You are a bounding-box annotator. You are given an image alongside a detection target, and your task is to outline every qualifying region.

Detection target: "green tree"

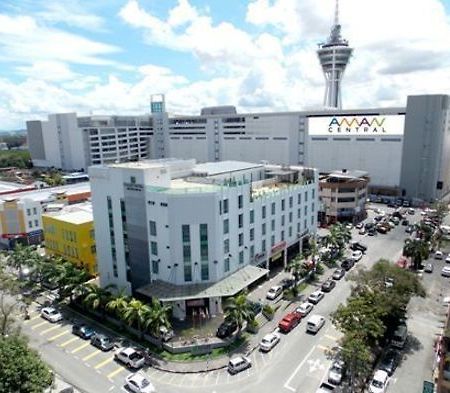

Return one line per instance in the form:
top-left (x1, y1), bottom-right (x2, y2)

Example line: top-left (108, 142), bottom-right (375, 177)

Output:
top-left (403, 238), bottom-right (430, 270)
top-left (122, 299), bottom-right (150, 333)
top-left (106, 289), bottom-right (129, 320)
top-left (431, 201), bottom-right (449, 224)
top-left (340, 333), bottom-right (373, 392)
top-left (6, 244), bottom-right (40, 278)
top-left (0, 335), bottom-right (53, 393)
top-left (82, 283), bottom-right (114, 315)
top-left (224, 292), bottom-right (254, 336)
top-left (142, 298), bottom-right (172, 337)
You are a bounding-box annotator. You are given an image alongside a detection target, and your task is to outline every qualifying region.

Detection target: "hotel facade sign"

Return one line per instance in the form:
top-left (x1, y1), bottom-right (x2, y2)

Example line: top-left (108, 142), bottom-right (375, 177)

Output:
top-left (308, 115), bottom-right (405, 136)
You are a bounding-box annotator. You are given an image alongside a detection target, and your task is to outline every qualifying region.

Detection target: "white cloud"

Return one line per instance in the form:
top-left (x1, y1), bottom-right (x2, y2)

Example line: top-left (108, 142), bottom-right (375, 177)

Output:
top-left (0, 14), bottom-right (121, 67)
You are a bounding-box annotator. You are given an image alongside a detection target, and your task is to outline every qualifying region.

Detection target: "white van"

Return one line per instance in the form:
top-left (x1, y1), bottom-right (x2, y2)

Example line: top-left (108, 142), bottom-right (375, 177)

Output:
top-left (391, 325), bottom-right (407, 349)
top-left (306, 315), bottom-right (325, 334)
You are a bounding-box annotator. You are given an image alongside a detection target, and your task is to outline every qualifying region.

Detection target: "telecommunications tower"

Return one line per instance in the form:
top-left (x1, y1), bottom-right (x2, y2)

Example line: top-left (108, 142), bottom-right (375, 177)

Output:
top-left (317, 0), bottom-right (353, 109)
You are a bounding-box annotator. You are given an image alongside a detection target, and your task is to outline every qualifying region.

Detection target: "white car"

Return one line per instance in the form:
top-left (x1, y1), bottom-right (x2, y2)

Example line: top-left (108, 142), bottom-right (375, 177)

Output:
top-left (266, 285), bottom-right (283, 300)
top-left (295, 302), bottom-right (314, 317)
top-left (358, 227), bottom-right (366, 235)
top-left (40, 307), bottom-right (63, 323)
top-left (442, 266), bottom-right (450, 277)
top-left (125, 373), bottom-right (156, 393)
top-left (369, 369), bottom-right (389, 393)
top-left (351, 250), bottom-right (363, 262)
top-left (115, 347), bottom-right (145, 369)
top-left (355, 223), bottom-right (364, 229)
top-left (328, 359), bottom-right (345, 385)
top-left (308, 290), bottom-right (325, 304)
top-left (228, 356), bottom-right (251, 374)
top-left (435, 251), bottom-right (443, 259)
top-left (446, 255), bottom-right (450, 263)
top-left (306, 315), bottom-right (326, 334)
top-left (259, 332), bottom-right (280, 352)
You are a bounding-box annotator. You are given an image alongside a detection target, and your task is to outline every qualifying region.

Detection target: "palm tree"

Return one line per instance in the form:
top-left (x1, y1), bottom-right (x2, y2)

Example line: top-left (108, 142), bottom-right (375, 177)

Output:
top-left (224, 292), bottom-right (254, 336)
top-left (82, 283), bottom-right (114, 315)
top-left (7, 244), bottom-right (40, 277)
top-left (122, 299), bottom-right (150, 333)
top-left (142, 298), bottom-right (171, 338)
top-left (106, 289), bottom-right (130, 321)
top-left (403, 238), bottom-right (429, 270)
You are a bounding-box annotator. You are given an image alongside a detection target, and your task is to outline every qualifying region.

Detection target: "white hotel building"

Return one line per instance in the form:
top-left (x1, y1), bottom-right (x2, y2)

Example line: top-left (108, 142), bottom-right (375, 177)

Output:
top-left (28, 94), bottom-right (450, 203)
top-left (89, 159), bottom-right (318, 319)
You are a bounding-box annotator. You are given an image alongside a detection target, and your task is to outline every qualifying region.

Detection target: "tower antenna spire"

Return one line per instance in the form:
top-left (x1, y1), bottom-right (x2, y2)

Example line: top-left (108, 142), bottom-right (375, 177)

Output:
top-left (334, 0), bottom-right (339, 27)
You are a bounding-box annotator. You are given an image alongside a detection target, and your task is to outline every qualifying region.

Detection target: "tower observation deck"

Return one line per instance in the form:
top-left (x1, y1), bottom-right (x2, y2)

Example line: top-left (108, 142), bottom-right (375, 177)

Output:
top-left (317, 0), bottom-right (353, 109)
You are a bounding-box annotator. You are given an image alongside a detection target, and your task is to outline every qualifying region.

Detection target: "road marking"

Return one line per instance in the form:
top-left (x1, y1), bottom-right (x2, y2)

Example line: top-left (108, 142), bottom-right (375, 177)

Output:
top-left (25, 315), bottom-right (41, 323)
top-left (40, 325), bottom-right (61, 335)
top-left (59, 337), bottom-right (79, 347)
top-left (71, 342), bottom-right (90, 354)
top-left (107, 366), bottom-right (125, 379)
top-left (82, 350), bottom-right (102, 361)
top-left (30, 321), bottom-right (47, 330)
top-left (324, 334), bottom-right (338, 341)
top-left (48, 330), bottom-right (70, 342)
top-left (108, 386), bottom-right (115, 391)
top-left (94, 357), bottom-right (113, 369)
top-left (284, 345), bottom-right (316, 392)
top-left (317, 345), bottom-right (328, 351)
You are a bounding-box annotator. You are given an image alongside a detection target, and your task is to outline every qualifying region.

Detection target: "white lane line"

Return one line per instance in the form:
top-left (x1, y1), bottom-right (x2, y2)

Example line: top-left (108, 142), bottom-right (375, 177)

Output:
top-left (214, 370), bottom-right (220, 385)
top-left (284, 345), bottom-right (316, 392)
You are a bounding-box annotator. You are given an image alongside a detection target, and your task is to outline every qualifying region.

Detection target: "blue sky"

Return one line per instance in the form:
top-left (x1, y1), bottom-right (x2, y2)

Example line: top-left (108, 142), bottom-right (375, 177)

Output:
top-left (0, 0), bottom-right (449, 129)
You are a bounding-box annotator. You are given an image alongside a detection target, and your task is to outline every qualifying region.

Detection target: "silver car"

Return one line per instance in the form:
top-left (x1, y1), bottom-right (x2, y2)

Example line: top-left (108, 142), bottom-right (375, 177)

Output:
top-left (424, 264), bottom-right (433, 273)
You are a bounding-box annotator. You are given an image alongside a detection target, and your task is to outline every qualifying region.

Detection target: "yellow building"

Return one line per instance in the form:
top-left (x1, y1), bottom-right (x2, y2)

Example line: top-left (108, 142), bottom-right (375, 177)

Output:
top-left (42, 203), bottom-right (97, 275)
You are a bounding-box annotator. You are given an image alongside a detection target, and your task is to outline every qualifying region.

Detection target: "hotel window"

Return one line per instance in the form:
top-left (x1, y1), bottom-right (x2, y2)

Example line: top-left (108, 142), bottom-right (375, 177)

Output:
top-left (262, 205), bottom-right (266, 219)
top-left (281, 231), bottom-right (284, 241)
top-left (250, 245), bottom-right (254, 258)
top-left (281, 216), bottom-right (285, 226)
top-left (289, 196), bottom-right (293, 208)
top-left (152, 260), bottom-right (159, 274)
top-left (298, 193), bottom-right (301, 204)
top-left (34, 220), bottom-right (38, 227)
top-left (250, 228), bottom-right (254, 241)
top-left (271, 235), bottom-right (275, 246)
top-left (271, 219), bottom-right (275, 231)
top-left (312, 203), bottom-right (315, 212)
top-left (239, 233), bottom-right (244, 246)
top-left (33, 207), bottom-right (37, 215)
top-left (289, 212), bottom-right (293, 223)
top-left (262, 223), bottom-right (266, 235)
top-left (271, 202), bottom-right (275, 215)
top-left (223, 219), bottom-right (229, 234)
top-left (312, 189), bottom-right (315, 199)
top-left (224, 238), bottom-right (229, 254)
top-left (305, 191), bottom-right (308, 202)
top-left (184, 265), bottom-right (192, 282)
top-left (238, 213), bottom-right (243, 228)
top-left (262, 239), bottom-right (266, 252)
top-left (250, 210), bottom-right (254, 224)
top-left (238, 195), bottom-right (243, 209)
top-left (26, 209), bottom-right (31, 216)
top-left (297, 223), bottom-right (301, 233)
top-left (304, 205), bottom-right (308, 215)
top-left (224, 258), bottom-right (230, 272)
top-left (200, 224), bottom-right (209, 280)
top-left (239, 250), bottom-right (244, 264)
top-left (223, 199), bottom-right (229, 214)
top-left (150, 241), bottom-right (158, 256)
top-left (289, 227), bottom-right (292, 237)
top-left (281, 199), bottom-right (285, 211)
top-left (298, 208), bottom-right (301, 218)
top-left (149, 220), bottom-right (157, 236)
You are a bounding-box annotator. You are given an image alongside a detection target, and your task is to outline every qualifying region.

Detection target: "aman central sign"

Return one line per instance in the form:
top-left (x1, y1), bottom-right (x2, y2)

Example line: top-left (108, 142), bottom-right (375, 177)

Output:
top-left (308, 114), bottom-right (405, 136)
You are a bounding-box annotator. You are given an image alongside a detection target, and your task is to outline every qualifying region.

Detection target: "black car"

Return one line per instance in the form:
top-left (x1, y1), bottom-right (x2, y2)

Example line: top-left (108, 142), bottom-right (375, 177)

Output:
top-left (350, 242), bottom-right (367, 252)
top-left (378, 348), bottom-right (400, 376)
top-left (321, 279), bottom-right (336, 292)
top-left (90, 334), bottom-right (115, 351)
top-left (368, 228), bottom-right (377, 236)
top-left (332, 268), bottom-right (345, 280)
top-left (247, 301), bottom-right (263, 317)
top-left (401, 219), bottom-right (409, 226)
top-left (279, 278), bottom-right (295, 290)
top-left (217, 320), bottom-right (238, 339)
top-left (341, 259), bottom-right (354, 271)
top-left (387, 202), bottom-right (396, 208)
top-left (72, 323), bottom-right (96, 339)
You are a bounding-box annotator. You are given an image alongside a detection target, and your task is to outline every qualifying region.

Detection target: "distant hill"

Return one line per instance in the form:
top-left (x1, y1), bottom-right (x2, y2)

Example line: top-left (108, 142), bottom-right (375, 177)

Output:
top-left (0, 129), bottom-right (26, 135)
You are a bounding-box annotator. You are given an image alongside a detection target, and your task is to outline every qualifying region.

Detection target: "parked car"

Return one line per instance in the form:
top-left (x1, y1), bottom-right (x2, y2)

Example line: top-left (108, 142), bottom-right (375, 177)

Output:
top-left (424, 264), bottom-right (433, 273)
top-left (341, 259), bottom-right (354, 271)
top-left (376, 225), bottom-right (388, 234)
top-left (391, 324), bottom-right (407, 349)
top-left (279, 278), bottom-right (295, 290)
top-left (125, 372), bottom-right (156, 393)
top-left (259, 332), bottom-right (280, 352)
top-left (266, 285), bottom-right (283, 300)
top-left (446, 255), bottom-right (450, 264)
top-left (350, 242), bottom-right (367, 252)
top-left (157, 326), bottom-right (175, 342)
top-left (228, 356), bottom-right (251, 374)
top-left (278, 311), bottom-right (302, 333)
top-left (355, 223), bottom-right (364, 229)
top-left (114, 347), bottom-right (145, 369)
top-left (90, 334), bottom-right (115, 351)
top-left (216, 320), bottom-right (238, 338)
top-left (358, 227), bottom-right (366, 235)
top-left (248, 301), bottom-right (263, 317)
top-left (405, 226), bottom-right (414, 234)
top-left (40, 307), bottom-right (63, 323)
top-left (72, 323), bottom-right (96, 340)
top-left (351, 250), bottom-right (363, 262)
top-left (368, 369), bottom-right (389, 393)
top-left (295, 302), bottom-right (314, 317)
top-left (378, 348), bottom-right (399, 376)
top-left (306, 315), bottom-right (325, 334)
top-left (328, 359), bottom-right (345, 385)
top-left (368, 228), bottom-right (377, 236)
top-left (408, 208), bottom-right (415, 215)
top-left (308, 290), bottom-right (325, 304)
top-left (332, 268), bottom-right (345, 280)
top-left (321, 279), bottom-right (336, 293)
top-left (442, 266), bottom-right (450, 277)
top-left (401, 219), bottom-right (409, 226)
top-left (435, 251), bottom-right (443, 259)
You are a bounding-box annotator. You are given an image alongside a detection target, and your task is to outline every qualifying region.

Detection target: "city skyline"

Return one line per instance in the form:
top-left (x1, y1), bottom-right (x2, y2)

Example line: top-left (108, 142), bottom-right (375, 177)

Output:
top-left (0, 0), bottom-right (449, 130)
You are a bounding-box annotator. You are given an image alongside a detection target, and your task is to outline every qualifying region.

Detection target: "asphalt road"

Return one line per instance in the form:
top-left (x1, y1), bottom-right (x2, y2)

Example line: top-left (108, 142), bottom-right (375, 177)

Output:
top-left (20, 205), bottom-right (434, 393)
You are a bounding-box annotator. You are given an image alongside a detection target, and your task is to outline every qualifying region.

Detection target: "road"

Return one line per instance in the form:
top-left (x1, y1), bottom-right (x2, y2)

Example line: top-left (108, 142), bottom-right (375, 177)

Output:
top-left (20, 205), bottom-right (434, 393)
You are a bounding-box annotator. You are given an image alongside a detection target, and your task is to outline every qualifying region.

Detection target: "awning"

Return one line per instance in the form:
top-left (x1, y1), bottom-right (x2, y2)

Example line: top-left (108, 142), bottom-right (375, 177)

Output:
top-left (136, 265), bottom-right (269, 302)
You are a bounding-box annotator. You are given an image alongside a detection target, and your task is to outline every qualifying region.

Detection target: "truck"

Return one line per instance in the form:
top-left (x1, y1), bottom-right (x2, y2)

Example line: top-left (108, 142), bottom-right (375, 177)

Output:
top-left (114, 347), bottom-right (145, 369)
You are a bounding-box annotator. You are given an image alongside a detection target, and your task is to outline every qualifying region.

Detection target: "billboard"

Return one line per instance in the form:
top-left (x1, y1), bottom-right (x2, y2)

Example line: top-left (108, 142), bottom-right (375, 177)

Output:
top-left (308, 115), bottom-right (405, 136)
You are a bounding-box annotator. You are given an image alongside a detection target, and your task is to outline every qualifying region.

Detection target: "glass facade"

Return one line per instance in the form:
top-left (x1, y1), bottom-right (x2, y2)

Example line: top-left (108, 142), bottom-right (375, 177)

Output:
top-left (182, 225), bottom-right (192, 282)
top-left (200, 224), bottom-right (209, 281)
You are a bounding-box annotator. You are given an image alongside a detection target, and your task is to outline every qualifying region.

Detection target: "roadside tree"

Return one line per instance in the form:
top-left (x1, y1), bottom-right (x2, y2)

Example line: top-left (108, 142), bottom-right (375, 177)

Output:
top-left (403, 238), bottom-right (430, 270)
top-left (224, 292), bottom-right (254, 336)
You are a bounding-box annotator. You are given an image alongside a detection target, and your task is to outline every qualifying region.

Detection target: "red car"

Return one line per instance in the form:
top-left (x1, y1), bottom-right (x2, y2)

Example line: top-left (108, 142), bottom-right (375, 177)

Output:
top-left (278, 311), bottom-right (302, 333)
